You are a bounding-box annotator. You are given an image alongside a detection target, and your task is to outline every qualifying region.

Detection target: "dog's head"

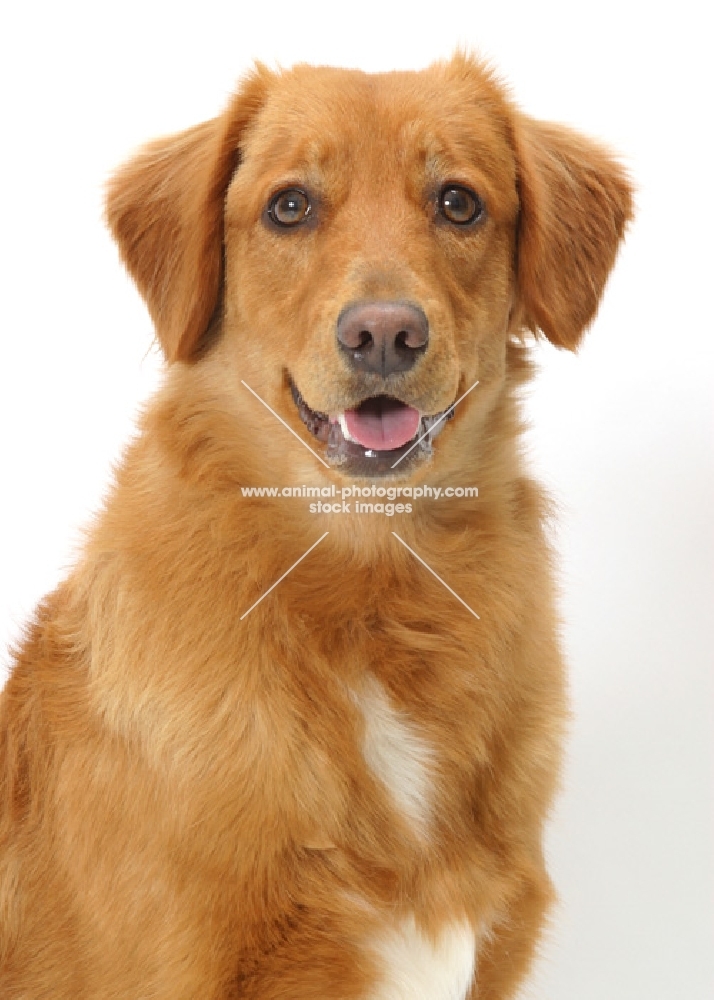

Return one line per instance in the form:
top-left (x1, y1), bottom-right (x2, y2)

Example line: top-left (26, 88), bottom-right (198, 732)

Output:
top-left (107, 55), bottom-right (632, 480)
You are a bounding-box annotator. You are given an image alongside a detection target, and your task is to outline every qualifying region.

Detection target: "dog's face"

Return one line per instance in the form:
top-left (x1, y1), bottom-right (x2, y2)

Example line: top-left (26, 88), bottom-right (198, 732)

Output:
top-left (107, 56), bottom-right (632, 480)
top-left (223, 64), bottom-right (518, 476)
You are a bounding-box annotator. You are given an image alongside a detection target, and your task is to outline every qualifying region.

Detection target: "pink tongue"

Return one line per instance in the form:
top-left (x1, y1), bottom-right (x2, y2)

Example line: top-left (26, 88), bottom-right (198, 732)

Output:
top-left (344, 398), bottom-right (421, 451)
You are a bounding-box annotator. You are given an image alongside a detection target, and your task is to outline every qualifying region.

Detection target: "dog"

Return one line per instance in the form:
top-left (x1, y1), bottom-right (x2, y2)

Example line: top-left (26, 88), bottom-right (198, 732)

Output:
top-left (0, 54), bottom-right (632, 998)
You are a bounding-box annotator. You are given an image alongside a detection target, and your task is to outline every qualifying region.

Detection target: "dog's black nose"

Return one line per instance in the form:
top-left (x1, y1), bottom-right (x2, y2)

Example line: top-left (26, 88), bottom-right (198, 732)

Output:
top-left (336, 301), bottom-right (429, 376)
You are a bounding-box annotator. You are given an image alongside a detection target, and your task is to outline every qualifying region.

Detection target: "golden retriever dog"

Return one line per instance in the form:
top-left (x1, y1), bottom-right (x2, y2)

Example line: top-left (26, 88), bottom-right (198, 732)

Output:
top-left (0, 54), bottom-right (632, 998)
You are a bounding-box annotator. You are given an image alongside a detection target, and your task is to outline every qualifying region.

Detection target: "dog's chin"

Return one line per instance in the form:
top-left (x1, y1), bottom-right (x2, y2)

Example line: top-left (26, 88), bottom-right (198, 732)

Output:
top-left (290, 380), bottom-right (455, 477)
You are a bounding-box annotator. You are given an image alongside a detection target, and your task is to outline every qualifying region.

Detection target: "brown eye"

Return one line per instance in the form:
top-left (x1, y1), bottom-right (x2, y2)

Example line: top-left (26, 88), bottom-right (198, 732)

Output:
top-left (439, 185), bottom-right (484, 226)
top-left (268, 188), bottom-right (311, 227)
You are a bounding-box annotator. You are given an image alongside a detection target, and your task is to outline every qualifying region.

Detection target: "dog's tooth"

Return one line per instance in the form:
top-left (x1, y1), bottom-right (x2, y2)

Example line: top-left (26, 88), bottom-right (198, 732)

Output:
top-left (338, 412), bottom-right (358, 444)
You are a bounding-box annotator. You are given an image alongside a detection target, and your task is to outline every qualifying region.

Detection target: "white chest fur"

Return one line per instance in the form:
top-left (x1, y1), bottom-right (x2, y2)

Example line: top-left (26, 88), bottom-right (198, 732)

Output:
top-left (354, 676), bottom-right (434, 839)
top-left (352, 679), bottom-right (476, 997)
top-left (371, 914), bottom-right (476, 1000)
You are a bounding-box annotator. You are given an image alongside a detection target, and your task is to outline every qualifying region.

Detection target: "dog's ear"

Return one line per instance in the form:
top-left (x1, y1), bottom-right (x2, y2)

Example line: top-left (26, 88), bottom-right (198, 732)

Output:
top-left (512, 115), bottom-right (633, 350)
top-left (106, 69), bottom-right (270, 362)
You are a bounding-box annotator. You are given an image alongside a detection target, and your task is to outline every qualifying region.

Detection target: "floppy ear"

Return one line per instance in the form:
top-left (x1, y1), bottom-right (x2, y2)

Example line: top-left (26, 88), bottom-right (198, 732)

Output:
top-left (105, 69), bottom-right (270, 362)
top-left (512, 116), bottom-right (633, 350)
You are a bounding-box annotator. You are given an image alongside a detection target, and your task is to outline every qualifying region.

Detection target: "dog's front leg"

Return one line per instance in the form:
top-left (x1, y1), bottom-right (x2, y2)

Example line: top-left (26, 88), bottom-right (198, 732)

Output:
top-left (469, 866), bottom-right (554, 1000)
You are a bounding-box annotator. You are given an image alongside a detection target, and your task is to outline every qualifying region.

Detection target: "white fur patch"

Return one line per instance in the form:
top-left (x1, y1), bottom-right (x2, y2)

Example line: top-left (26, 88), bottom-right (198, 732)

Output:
top-left (371, 914), bottom-right (476, 1000)
top-left (354, 676), bottom-right (434, 839)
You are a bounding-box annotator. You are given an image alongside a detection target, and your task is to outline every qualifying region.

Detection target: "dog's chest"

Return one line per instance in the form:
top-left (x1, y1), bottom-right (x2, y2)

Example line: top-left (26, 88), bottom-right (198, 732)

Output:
top-left (351, 678), bottom-right (477, 1000)
top-left (368, 914), bottom-right (476, 1000)
top-left (353, 675), bottom-right (435, 839)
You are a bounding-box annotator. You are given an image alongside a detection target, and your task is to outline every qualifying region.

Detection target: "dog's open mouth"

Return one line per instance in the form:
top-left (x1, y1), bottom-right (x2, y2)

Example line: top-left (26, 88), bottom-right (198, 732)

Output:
top-left (290, 381), bottom-right (455, 476)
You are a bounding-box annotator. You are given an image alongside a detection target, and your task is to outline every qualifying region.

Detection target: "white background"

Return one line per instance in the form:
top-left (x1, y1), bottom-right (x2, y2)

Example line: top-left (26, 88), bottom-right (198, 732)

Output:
top-left (1, 2), bottom-right (712, 997)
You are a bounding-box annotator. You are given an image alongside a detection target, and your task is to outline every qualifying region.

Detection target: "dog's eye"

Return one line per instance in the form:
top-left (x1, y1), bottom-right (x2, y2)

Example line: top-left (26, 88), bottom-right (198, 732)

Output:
top-left (439, 186), bottom-right (484, 226)
top-left (268, 188), bottom-right (311, 227)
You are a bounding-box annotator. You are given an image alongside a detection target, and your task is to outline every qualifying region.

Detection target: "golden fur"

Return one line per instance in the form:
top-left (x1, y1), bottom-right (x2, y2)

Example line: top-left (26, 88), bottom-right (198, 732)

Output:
top-left (0, 55), bottom-right (632, 998)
